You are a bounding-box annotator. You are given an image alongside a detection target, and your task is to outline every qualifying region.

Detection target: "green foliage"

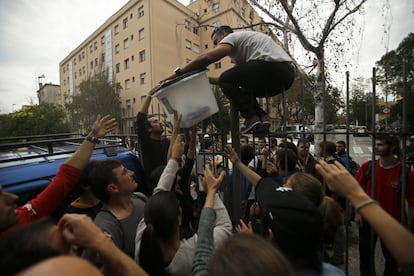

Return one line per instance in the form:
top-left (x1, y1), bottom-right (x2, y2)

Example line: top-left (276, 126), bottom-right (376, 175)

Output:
top-left (270, 75), bottom-right (344, 125)
top-left (200, 86), bottom-right (231, 134)
top-left (376, 33), bottom-right (414, 98)
top-left (0, 103), bottom-right (71, 137)
top-left (349, 88), bottom-right (380, 127)
top-left (65, 72), bottom-right (121, 131)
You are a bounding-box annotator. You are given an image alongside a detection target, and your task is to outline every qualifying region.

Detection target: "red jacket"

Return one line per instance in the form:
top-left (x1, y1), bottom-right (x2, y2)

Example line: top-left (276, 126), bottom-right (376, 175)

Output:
top-left (1, 164), bottom-right (82, 234)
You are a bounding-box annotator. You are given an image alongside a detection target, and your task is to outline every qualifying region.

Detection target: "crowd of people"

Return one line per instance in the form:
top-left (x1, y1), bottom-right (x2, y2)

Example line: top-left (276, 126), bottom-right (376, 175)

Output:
top-left (1, 26), bottom-right (414, 276)
top-left (1, 108), bottom-right (414, 276)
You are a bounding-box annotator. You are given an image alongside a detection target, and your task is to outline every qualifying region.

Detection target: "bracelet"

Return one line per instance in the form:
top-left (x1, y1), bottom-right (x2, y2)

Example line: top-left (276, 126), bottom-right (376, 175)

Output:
top-left (85, 136), bottom-right (100, 144)
top-left (355, 199), bottom-right (377, 212)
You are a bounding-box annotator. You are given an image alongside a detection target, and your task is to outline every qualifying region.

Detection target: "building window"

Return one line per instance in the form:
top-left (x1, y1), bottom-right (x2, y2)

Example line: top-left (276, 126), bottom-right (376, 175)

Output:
top-left (78, 54), bottom-right (81, 62)
top-left (193, 43), bottom-right (200, 54)
top-left (185, 39), bottom-right (192, 49)
top-left (114, 24), bottom-right (119, 34)
top-left (131, 34), bottom-right (134, 40)
top-left (82, 51), bottom-right (85, 59)
top-left (212, 3), bottom-right (220, 13)
top-left (138, 28), bottom-right (144, 40)
top-left (101, 53), bottom-right (105, 63)
top-left (94, 41), bottom-right (97, 50)
top-left (192, 26), bottom-right (199, 35)
top-left (79, 69), bottom-right (82, 76)
top-left (83, 66), bottom-right (85, 74)
top-left (63, 67), bottom-right (66, 73)
top-left (64, 79), bottom-right (66, 85)
top-left (138, 6), bottom-right (144, 17)
top-left (214, 61), bottom-right (222, 69)
top-left (132, 77), bottom-right (135, 82)
top-left (95, 58), bottom-right (98, 67)
top-left (73, 58), bottom-right (76, 65)
top-left (101, 35), bottom-right (105, 45)
top-left (130, 13), bottom-right (133, 19)
top-left (115, 63), bottom-right (120, 73)
top-left (139, 50), bottom-right (145, 62)
top-left (123, 18), bottom-right (128, 29)
top-left (205, 44), bottom-right (209, 49)
top-left (90, 61), bottom-right (93, 69)
top-left (131, 55), bottom-right (134, 61)
top-left (184, 20), bottom-right (191, 31)
top-left (140, 72), bottom-right (146, 84)
top-left (186, 58), bottom-right (191, 63)
top-left (115, 44), bottom-right (120, 54)
top-left (125, 79), bottom-right (131, 89)
top-left (124, 58), bottom-right (130, 69)
top-left (124, 38), bottom-right (129, 49)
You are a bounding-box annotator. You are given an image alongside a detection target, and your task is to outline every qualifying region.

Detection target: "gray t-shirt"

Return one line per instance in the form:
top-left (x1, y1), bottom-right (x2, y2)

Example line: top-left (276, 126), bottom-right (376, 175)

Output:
top-left (94, 193), bottom-right (147, 258)
top-left (219, 31), bottom-right (292, 64)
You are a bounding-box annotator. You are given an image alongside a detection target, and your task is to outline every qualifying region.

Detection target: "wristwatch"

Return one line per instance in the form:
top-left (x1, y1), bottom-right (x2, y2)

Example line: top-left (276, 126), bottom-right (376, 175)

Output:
top-left (174, 67), bottom-right (182, 76)
top-left (85, 136), bottom-right (100, 144)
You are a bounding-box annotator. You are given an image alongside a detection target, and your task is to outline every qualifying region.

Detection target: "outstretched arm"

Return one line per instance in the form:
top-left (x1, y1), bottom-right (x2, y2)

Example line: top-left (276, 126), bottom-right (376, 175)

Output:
top-left (162, 44), bottom-right (231, 82)
top-left (59, 214), bottom-right (148, 276)
top-left (27, 115), bottom-right (117, 220)
top-left (193, 166), bottom-right (226, 276)
top-left (316, 160), bottom-right (414, 263)
top-left (224, 145), bottom-right (261, 187)
top-left (66, 115), bottom-right (117, 170)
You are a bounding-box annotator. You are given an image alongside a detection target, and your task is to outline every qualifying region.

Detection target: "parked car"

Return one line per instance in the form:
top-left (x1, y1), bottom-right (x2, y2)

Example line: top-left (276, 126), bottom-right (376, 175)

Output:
top-left (353, 126), bottom-right (369, 137)
top-left (274, 125), bottom-right (314, 142)
top-left (0, 134), bottom-right (145, 204)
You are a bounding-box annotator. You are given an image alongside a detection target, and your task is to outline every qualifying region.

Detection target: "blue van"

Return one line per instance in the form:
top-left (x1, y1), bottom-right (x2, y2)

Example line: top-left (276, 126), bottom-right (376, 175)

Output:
top-left (0, 134), bottom-right (145, 202)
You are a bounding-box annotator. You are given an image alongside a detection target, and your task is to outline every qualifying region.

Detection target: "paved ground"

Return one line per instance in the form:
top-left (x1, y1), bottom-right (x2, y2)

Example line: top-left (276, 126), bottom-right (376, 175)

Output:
top-left (333, 222), bottom-right (385, 276)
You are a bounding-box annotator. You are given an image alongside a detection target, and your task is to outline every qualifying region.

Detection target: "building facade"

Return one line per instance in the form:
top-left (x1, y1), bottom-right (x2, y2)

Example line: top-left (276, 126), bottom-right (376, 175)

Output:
top-left (37, 83), bottom-right (62, 106)
top-left (59, 0), bottom-right (283, 134)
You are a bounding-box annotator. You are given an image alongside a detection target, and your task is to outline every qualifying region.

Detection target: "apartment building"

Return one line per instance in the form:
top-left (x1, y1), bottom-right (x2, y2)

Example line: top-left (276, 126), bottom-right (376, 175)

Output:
top-left (59, 0), bottom-right (283, 133)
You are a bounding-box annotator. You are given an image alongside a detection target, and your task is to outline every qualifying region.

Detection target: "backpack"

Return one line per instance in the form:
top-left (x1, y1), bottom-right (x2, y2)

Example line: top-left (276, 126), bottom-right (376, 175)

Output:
top-left (338, 156), bottom-right (360, 175)
top-left (364, 160), bottom-right (410, 192)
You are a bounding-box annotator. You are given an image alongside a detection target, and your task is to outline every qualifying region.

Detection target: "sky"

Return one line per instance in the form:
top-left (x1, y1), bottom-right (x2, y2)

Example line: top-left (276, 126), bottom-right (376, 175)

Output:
top-left (0, 0), bottom-right (412, 114)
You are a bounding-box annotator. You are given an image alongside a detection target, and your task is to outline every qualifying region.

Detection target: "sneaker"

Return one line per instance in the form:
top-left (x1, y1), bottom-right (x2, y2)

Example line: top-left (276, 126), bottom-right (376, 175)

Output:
top-left (260, 115), bottom-right (271, 128)
top-left (251, 115), bottom-right (270, 133)
top-left (240, 116), bottom-right (261, 134)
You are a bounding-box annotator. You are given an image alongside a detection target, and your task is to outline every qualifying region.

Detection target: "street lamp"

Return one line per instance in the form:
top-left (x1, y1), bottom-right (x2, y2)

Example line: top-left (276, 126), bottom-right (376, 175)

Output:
top-left (38, 74), bottom-right (45, 89)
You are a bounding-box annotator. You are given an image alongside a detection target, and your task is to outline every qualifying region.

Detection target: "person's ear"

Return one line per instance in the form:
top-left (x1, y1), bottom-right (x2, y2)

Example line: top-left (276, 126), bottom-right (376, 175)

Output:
top-left (107, 183), bottom-right (118, 193)
top-left (266, 228), bottom-right (274, 242)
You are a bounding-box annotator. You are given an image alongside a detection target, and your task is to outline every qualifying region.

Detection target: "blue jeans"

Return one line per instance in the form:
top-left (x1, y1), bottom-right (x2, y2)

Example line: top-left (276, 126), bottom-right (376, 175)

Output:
top-left (218, 60), bottom-right (294, 119)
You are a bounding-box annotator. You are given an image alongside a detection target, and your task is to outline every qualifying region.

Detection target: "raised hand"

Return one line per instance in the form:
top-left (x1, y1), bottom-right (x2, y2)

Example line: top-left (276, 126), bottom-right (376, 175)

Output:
top-left (315, 160), bottom-right (364, 199)
top-left (203, 164), bottom-right (225, 193)
top-left (88, 115), bottom-right (117, 138)
top-left (224, 145), bottom-right (240, 166)
top-left (58, 214), bottom-right (108, 249)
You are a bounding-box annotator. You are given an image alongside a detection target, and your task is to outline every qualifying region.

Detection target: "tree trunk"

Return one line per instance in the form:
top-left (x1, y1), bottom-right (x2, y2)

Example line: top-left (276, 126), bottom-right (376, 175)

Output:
top-left (313, 53), bottom-right (326, 158)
